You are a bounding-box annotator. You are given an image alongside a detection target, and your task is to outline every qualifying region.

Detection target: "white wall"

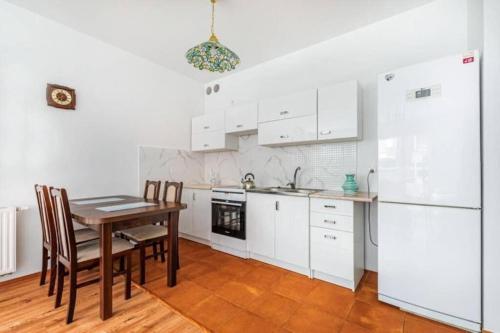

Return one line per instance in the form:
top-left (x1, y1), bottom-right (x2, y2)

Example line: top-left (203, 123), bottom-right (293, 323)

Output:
top-left (482, 0), bottom-right (500, 331)
top-left (0, 1), bottom-right (203, 281)
top-left (203, 0), bottom-right (474, 271)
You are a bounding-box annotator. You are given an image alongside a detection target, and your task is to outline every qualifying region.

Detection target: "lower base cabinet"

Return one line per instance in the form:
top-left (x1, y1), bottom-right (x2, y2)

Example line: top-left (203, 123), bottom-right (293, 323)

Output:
top-left (247, 193), bottom-right (309, 272)
top-left (310, 198), bottom-right (365, 291)
top-left (179, 189), bottom-right (211, 242)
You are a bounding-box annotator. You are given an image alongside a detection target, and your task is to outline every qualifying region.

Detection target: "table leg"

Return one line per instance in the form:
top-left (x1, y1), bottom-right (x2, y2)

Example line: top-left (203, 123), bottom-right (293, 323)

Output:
top-left (167, 211), bottom-right (179, 287)
top-left (99, 223), bottom-right (113, 320)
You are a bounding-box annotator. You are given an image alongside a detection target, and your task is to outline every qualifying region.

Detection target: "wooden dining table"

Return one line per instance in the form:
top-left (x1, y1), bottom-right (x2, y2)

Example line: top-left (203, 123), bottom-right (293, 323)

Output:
top-left (69, 195), bottom-right (187, 320)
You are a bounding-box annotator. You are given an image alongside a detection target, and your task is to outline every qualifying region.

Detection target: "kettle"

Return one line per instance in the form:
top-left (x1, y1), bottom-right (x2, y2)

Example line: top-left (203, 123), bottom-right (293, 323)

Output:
top-left (241, 173), bottom-right (256, 189)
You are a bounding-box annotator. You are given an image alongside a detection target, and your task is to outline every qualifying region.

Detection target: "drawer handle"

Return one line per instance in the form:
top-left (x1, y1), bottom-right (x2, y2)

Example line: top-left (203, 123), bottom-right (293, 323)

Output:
top-left (236, 124), bottom-right (243, 128)
top-left (324, 219), bottom-right (336, 224)
top-left (324, 234), bottom-right (337, 240)
top-left (279, 135), bottom-right (289, 139)
top-left (203, 126), bottom-right (210, 129)
top-left (280, 110), bottom-right (289, 115)
top-left (320, 130), bottom-right (332, 135)
top-left (203, 144), bottom-right (209, 147)
top-left (324, 205), bottom-right (336, 209)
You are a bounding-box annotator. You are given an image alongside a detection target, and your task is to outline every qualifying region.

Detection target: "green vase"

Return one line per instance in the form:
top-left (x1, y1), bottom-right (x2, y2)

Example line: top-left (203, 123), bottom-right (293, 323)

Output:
top-left (342, 174), bottom-right (358, 195)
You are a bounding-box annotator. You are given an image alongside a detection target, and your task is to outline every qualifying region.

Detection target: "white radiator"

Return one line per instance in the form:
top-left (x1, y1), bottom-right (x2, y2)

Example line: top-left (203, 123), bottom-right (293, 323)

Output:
top-left (0, 207), bottom-right (16, 276)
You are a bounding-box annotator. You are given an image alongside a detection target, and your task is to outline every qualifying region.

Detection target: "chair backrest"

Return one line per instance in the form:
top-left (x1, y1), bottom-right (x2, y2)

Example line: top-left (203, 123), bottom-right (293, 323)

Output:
top-left (50, 187), bottom-right (77, 263)
top-left (34, 184), bottom-right (56, 248)
top-left (143, 180), bottom-right (161, 200)
top-left (163, 181), bottom-right (183, 203)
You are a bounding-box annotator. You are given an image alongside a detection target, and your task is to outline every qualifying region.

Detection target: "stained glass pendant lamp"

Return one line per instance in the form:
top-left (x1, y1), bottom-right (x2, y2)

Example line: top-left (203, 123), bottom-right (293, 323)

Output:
top-left (185, 0), bottom-right (240, 73)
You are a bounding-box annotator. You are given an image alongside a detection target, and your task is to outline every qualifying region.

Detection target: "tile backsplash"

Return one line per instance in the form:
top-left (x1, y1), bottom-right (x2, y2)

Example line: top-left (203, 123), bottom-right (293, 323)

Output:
top-left (140, 135), bottom-right (357, 191)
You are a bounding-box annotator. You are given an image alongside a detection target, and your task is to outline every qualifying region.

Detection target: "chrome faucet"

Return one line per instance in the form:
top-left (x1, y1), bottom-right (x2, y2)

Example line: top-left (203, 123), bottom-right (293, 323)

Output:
top-left (287, 166), bottom-right (301, 189)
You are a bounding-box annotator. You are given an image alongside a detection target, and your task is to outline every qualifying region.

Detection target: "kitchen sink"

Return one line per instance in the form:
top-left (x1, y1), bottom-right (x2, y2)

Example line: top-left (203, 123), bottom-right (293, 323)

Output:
top-left (249, 187), bottom-right (321, 196)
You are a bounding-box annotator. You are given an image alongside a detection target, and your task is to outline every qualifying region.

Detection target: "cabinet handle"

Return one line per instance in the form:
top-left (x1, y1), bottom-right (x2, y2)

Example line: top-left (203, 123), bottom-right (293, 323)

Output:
top-left (324, 205), bottom-right (336, 209)
top-left (320, 130), bottom-right (332, 135)
top-left (203, 126), bottom-right (210, 129)
top-left (280, 110), bottom-right (289, 115)
top-left (324, 219), bottom-right (337, 224)
top-left (192, 192), bottom-right (196, 201)
top-left (236, 124), bottom-right (243, 128)
top-left (324, 234), bottom-right (337, 240)
top-left (203, 144), bottom-right (209, 147)
top-left (279, 135), bottom-right (289, 139)
top-left (275, 201), bottom-right (279, 211)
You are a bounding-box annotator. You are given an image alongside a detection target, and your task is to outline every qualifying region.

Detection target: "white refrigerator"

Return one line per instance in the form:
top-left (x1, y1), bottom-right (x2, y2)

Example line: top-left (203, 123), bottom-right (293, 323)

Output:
top-left (377, 51), bottom-right (481, 332)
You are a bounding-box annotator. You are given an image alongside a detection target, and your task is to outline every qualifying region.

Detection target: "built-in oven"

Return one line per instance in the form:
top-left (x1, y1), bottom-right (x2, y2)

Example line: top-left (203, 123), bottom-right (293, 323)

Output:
top-left (211, 187), bottom-right (246, 240)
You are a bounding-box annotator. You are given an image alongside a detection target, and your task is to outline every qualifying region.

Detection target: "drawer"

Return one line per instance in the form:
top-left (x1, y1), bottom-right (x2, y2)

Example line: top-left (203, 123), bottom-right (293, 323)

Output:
top-left (310, 198), bottom-right (353, 216)
top-left (310, 212), bottom-right (353, 232)
top-left (192, 111), bottom-right (225, 133)
top-left (311, 227), bottom-right (353, 280)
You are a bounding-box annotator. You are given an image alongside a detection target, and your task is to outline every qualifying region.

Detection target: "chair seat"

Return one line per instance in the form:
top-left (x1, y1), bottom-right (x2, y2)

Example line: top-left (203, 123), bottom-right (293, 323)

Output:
top-left (75, 228), bottom-right (99, 244)
top-left (76, 238), bottom-right (134, 263)
top-left (119, 224), bottom-right (168, 243)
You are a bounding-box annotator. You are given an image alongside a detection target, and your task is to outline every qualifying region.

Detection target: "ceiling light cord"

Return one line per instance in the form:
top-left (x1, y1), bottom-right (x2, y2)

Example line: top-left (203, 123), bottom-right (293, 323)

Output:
top-left (210, 0), bottom-right (216, 39)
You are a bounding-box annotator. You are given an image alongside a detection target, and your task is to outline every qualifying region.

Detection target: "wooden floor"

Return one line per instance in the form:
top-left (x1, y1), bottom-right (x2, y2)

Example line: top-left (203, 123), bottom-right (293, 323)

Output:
top-left (141, 239), bottom-right (466, 333)
top-left (0, 269), bottom-right (205, 333)
top-left (0, 239), bottom-right (466, 333)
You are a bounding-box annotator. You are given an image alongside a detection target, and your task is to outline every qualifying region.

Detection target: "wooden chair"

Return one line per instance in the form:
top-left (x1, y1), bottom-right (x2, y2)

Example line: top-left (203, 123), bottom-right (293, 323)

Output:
top-left (118, 181), bottom-right (183, 284)
top-left (35, 184), bottom-right (100, 297)
top-left (50, 187), bottom-right (134, 324)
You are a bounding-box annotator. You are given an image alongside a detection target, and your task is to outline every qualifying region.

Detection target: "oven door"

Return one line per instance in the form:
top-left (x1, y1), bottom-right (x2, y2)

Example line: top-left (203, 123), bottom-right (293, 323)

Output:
top-left (211, 199), bottom-right (246, 240)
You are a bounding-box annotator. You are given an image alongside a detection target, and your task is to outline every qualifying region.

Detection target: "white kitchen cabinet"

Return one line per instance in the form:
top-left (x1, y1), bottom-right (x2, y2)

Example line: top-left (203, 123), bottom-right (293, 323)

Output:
top-left (247, 192), bottom-right (309, 272)
top-left (247, 192), bottom-right (276, 259)
top-left (179, 189), bottom-right (211, 243)
top-left (225, 102), bottom-right (258, 135)
top-left (192, 130), bottom-right (238, 152)
top-left (258, 115), bottom-right (317, 146)
top-left (317, 80), bottom-right (361, 142)
top-left (310, 197), bottom-right (364, 291)
top-left (192, 111), bottom-right (225, 133)
top-left (259, 89), bottom-right (317, 123)
top-left (275, 196), bottom-right (309, 268)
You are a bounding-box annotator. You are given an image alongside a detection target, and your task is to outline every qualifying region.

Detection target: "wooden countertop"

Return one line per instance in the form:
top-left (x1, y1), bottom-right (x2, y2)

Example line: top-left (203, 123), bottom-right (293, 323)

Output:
top-left (309, 191), bottom-right (378, 203)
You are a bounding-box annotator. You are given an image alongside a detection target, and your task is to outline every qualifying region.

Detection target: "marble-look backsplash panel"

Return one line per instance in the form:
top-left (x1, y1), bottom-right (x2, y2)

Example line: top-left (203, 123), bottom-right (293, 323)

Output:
top-left (139, 146), bottom-right (205, 186)
top-left (139, 136), bottom-right (357, 191)
top-left (204, 135), bottom-right (357, 190)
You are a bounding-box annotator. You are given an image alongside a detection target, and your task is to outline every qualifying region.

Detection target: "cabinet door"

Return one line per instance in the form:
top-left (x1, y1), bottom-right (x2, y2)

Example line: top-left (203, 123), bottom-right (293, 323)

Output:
top-left (192, 130), bottom-right (238, 152)
top-left (247, 193), bottom-right (276, 258)
top-left (191, 190), bottom-right (211, 241)
top-left (179, 189), bottom-right (193, 235)
top-left (275, 196), bottom-right (309, 268)
top-left (258, 115), bottom-right (317, 146)
top-left (311, 226), bottom-right (353, 281)
top-left (225, 103), bottom-right (258, 134)
top-left (318, 80), bottom-right (360, 141)
top-left (192, 111), bottom-right (225, 133)
top-left (259, 89), bottom-right (317, 123)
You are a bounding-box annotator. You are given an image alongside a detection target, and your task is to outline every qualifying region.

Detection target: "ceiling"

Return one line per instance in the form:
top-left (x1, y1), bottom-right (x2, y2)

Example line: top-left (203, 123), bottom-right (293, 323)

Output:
top-left (6, 0), bottom-right (434, 83)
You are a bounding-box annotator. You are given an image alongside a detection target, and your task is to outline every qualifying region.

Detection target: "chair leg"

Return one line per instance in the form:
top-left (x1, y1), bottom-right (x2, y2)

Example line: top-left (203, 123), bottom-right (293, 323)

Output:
top-left (67, 268), bottom-right (77, 324)
top-left (159, 240), bottom-right (165, 263)
top-left (152, 242), bottom-right (158, 261)
top-left (48, 252), bottom-right (57, 296)
top-left (125, 254), bottom-right (131, 300)
top-left (119, 256), bottom-right (125, 272)
top-left (139, 246), bottom-right (146, 285)
top-left (55, 262), bottom-right (64, 308)
top-left (40, 247), bottom-right (48, 286)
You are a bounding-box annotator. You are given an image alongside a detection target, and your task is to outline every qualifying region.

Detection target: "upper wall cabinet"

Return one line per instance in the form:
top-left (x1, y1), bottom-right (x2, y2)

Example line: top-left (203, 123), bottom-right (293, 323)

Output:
top-left (259, 89), bottom-right (317, 123)
top-left (258, 115), bottom-right (317, 146)
top-left (192, 111), bottom-right (238, 152)
top-left (192, 111), bottom-right (225, 134)
top-left (225, 102), bottom-right (258, 135)
top-left (317, 80), bottom-right (361, 142)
